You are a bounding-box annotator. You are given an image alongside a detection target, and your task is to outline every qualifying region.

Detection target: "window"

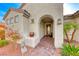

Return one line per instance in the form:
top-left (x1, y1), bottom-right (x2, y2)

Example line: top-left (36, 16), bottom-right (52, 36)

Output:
top-left (7, 19), bottom-right (11, 25)
top-left (10, 17), bottom-right (14, 24)
top-left (9, 19), bottom-right (11, 24)
top-left (7, 17), bottom-right (14, 25)
top-left (15, 15), bottom-right (19, 23)
top-left (6, 20), bottom-right (9, 25)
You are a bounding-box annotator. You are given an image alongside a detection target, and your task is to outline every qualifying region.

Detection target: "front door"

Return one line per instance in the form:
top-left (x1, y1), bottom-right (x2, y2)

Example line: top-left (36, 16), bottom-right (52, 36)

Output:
top-left (46, 24), bottom-right (52, 36)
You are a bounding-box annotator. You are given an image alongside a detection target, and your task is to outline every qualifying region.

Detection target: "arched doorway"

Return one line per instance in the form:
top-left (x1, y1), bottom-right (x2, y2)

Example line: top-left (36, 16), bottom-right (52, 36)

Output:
top-left (40, 15), bottom-right (54, 38)
top-left (39, 15), bottom-right (54, 47)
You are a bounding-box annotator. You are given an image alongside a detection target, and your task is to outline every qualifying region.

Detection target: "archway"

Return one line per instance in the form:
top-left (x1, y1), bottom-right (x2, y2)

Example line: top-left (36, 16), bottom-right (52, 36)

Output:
top-left (39, 15), bottom-right (54, 38)
top-left (39, 15), bottom-right (54, 47)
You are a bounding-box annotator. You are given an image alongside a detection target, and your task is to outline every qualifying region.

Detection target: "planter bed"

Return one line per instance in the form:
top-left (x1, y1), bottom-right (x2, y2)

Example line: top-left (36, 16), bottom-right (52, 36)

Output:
top-left (0, 41), bottom-right (22, 56)
top-left (54, 48), bottom-right (61, 56)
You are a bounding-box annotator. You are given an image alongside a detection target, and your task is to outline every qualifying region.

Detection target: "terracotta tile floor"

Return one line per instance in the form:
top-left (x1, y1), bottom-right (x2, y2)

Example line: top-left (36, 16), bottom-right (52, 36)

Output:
top-left (24, 36), bottom-right (55, 56)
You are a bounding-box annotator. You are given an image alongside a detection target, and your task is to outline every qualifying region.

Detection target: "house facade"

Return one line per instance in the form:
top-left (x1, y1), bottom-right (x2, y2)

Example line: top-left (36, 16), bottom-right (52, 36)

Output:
top-left (64, 10), bottom-right (79, 42)
top-left (4, 3), bottom-right (63, 48)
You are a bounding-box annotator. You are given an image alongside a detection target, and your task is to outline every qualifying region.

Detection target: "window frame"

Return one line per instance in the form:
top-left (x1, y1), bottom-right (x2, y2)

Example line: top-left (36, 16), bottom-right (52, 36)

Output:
top-left (15, 15), bottom-right (19, 23)
top-left (10, 17), bottom-right (14, 24)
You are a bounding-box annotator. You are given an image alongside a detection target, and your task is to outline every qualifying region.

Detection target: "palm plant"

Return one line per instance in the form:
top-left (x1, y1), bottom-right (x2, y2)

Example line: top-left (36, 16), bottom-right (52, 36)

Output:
top-left (61, 43), bottom-right (79, 56)
top-left (64, 22), bottom-right (79, 43)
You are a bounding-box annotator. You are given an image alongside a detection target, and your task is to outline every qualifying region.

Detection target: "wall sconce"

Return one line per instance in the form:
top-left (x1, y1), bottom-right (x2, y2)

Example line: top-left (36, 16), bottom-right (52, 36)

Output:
top-left (57, 18), bottom-right (62, 25)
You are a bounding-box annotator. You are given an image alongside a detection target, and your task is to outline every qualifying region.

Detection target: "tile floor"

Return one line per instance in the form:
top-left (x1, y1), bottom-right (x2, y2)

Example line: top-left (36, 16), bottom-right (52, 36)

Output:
top-left (24, 36), bottom-right (55, 56)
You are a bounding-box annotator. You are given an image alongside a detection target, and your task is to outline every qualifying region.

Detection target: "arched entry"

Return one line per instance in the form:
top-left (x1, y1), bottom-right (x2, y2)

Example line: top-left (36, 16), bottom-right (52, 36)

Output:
top-left (39, 15), bottom-right (54, 38)
top-left (39, 15), bottom-right (54, 47)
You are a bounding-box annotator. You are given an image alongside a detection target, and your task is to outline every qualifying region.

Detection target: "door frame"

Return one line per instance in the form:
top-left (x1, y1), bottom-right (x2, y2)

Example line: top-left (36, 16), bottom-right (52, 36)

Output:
top-left (45, 23), bottom-right (52, 35)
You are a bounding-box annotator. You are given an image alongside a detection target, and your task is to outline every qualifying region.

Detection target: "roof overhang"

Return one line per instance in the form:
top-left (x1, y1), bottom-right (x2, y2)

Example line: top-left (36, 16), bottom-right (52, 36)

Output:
top-left (64, 10), bottom-right (79, 20)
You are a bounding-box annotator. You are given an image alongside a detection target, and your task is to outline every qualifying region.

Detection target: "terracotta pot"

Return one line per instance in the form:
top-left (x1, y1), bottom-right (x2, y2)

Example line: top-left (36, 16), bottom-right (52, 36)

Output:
top-left (29, 32), bottom-right (34, 37)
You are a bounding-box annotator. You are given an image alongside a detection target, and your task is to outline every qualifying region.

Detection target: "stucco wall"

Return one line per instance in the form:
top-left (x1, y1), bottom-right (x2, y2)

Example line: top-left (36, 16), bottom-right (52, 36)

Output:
top-left (40, 22), bottom-right (45, 38)
top-left (5, 10), bottom-right (25, 39)
top-left (23, 17), bottom-right (29, 36)
top-left (75, 17), bottom-right (79, 42)
top-left (21, 3), bottom-right (63, 48)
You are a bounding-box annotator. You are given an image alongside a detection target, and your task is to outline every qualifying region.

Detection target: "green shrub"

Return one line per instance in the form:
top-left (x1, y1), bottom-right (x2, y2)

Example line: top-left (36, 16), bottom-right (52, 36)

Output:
top-left (12, 34), bottom-right (20, 40)
top-left (10, 33), bottom-right (21, 41)
top-left (0, 40), bottom-right (9, 47)
top-left (61, 43), bottom-right (79, 56)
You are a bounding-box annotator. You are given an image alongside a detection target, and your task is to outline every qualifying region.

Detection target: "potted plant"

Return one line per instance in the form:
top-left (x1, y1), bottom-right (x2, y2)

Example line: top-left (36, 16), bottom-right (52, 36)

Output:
top-left (29, 32), bottom-right (34, 37)
top-left (61, 43), bottom-right (79, 56)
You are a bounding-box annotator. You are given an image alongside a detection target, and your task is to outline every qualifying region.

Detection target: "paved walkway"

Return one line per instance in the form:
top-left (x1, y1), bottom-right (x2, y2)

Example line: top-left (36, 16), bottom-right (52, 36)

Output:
top-left (23, 36), bottom-right (55, 56)
top-left (0, 36), bottom-right (61, 56)
top-left (0, 41), bottom-right (22, 56)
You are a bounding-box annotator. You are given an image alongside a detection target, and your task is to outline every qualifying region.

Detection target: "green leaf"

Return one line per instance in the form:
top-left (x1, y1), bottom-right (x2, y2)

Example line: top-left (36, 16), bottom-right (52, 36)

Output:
top-left (61, 43), bottom-right (79, 56)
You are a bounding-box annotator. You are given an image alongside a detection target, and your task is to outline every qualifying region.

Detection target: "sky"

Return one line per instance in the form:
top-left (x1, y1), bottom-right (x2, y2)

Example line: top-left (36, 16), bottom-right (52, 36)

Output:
top-left (64, 3), bottom-right (79, 15)
top-left (0, 3), bottom-right (22, 22)
top-left (0, 3), bottom-right (79, 22)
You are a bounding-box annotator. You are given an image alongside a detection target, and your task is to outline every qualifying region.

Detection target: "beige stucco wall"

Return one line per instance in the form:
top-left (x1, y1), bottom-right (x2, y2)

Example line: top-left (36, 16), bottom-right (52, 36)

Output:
top-left (73, 17), bottom-right (79, 42)
top-left (22, 3), bottom-right (63, 48)
top-left (64, 19), bottom-right (75, 23)
top-left (40, 22), bottom-right (45, 38)
top-left (23, 16), bottom-right (29, 36)
top-left (5, 11), bottom-right (25, 37)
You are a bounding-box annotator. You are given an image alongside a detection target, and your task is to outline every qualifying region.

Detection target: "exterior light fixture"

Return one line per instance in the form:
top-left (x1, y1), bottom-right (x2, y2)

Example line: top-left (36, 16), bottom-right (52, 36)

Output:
top-left (23, 10), bottom-right (30, 18)
top-left (57, 18), bottom-right (62, 25)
